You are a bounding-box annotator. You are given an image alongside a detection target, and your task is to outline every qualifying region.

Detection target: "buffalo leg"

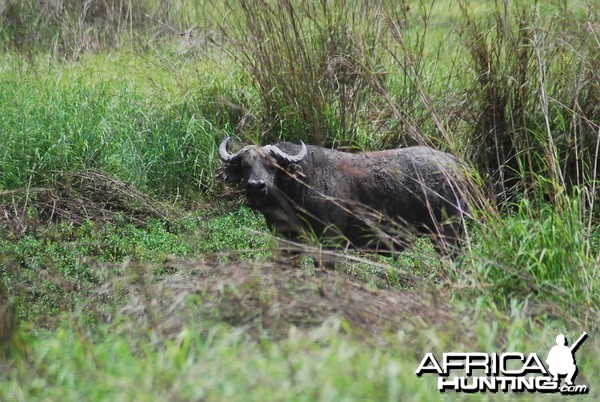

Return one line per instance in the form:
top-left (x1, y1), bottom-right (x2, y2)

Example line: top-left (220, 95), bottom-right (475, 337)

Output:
top-left (313, 249), bottom-right (336, 270)
top-left (276, 238), bottom-right (303, 267)
top-left (429, 222), bottom-right (463, 259)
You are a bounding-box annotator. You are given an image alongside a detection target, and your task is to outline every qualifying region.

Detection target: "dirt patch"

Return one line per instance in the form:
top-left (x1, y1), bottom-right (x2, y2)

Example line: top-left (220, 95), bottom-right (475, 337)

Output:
top-left (102, 258), bottom-right (453, 341)
top-left (0, 170), bottom-right (172, 236)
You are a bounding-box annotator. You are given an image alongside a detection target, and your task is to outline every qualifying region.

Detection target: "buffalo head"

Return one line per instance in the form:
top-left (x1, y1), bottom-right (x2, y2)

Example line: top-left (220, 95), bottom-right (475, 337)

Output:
top-left (218, 138), bottom-right (307, 204)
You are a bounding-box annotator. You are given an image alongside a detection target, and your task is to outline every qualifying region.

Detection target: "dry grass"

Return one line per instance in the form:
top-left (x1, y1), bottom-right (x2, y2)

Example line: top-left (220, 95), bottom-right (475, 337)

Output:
top-left (0, 170), bottom-right (172, 236)
top-left (216, 0), bottom-right (388, 146)
top-left (91, 257), bottom-right (453, 343)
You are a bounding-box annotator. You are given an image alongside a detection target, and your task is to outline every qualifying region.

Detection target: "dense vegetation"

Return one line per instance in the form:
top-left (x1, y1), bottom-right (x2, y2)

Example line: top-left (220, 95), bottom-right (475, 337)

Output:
top-left (0, 1), bottom-right (598, 400)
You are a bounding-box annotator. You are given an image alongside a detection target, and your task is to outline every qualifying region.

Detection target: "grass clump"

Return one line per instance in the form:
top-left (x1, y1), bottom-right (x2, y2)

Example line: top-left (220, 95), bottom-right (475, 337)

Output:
top-left (0, 0), bottom-right (153, 57)
top-left (454, 0), bottom-right (599, 200)
top-left (219, 0), bottom-right (388, 147)
top-left (463, 193), bottom-right (598, 315)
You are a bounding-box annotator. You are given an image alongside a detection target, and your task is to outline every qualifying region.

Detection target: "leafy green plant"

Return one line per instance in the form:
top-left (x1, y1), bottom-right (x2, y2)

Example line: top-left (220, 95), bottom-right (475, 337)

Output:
top-left (200, 207), bottom-right (271, 259)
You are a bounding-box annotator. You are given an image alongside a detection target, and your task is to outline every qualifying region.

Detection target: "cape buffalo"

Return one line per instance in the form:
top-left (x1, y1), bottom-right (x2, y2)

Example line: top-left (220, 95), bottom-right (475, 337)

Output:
top-left (217, 138), bottom-right (468, 266)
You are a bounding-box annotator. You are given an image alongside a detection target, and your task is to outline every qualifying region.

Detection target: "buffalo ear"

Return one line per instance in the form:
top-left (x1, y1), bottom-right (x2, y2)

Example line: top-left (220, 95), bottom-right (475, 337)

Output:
top-left (217, 163), bottom-right (242, 184)
top-left (286, 163), bottom-right (305, 180)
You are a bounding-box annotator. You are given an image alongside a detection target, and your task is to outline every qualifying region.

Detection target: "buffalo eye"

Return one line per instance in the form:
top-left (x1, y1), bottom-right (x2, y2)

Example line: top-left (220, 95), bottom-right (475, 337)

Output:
top-left (217, 163), bottom-right (243, 183)
top-left (286, 163), bottom-right (305, 179)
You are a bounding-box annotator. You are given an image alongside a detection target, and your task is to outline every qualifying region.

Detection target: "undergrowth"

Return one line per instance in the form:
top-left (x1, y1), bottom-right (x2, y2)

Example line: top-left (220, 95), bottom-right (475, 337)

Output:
top-left (458, 191), bottom-right (598, 321)
top-left (0, 207), bottom-right (267, 322)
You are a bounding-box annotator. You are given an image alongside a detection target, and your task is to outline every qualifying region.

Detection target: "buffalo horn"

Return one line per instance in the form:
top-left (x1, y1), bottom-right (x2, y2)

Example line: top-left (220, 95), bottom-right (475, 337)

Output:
top-left (218, 137), bottom-right (249, 163)
top-left (264, 142), bottom-right (307, 164)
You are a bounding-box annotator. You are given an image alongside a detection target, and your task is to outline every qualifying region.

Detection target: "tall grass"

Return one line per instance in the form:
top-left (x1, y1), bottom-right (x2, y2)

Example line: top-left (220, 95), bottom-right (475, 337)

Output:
top-left (0, 54), bottom-right (236, 198)
top-left (446, 1), bottom-right (599, 321)
top-left (0, 0), bottom-right (147, 57)
top-left (211, 0), bottom-right (598, 207)
top-left (457, 190), bottom-right (599, 318)
top-left (455, 0), bottom-right (599, 204)
top-left (3, 1), bottom-right (596, 197)
top-left (217, 0), bottom-right (390, 147)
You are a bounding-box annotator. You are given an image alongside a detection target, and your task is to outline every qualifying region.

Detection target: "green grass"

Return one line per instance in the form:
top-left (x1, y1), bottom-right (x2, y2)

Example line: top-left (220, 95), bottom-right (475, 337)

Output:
top-left (2, 296), bottom-right (597, 401)
top-left (456, 190), bottom-right (599, 314)
top-left (0, 52), bottom-right (246, 198)
top-left (1, 0), bottom-right (599, 400)
top-left (3, 321), bottom-right (419, 401)
top-left (1, 199), bottom-right (597, 401)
